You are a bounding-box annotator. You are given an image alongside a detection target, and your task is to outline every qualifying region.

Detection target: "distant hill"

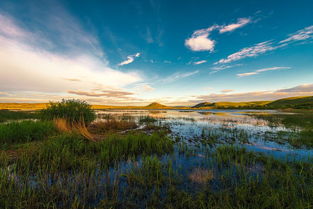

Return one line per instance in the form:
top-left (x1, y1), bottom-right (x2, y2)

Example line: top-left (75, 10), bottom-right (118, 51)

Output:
top-left (145, 102), bottom-right (168, 109)
top-left (192, 101), bottom-right (270, 109)
top-left (192, 102), bottom-right (214, 108)
top-left (1, 96), bottom-right (312, 110)
top-left (266, 96), bottom-right (313, 109)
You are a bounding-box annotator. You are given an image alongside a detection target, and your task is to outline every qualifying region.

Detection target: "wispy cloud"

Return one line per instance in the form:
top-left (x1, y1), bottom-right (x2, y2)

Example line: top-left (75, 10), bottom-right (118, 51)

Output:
top-left (280, 25), bottom-right (313, 44)
top-left (162, 70), bottom-right (199, 83)
top-left (118, 53), bottom-right (141, 66)
top-left (185, 17), bottom-right (251, 52)
top-left (215, 41), bottom-right (276, 64)
top-left (210, 64), bottom-right (242, 72)
top-left (215, 25), bottom-right (313, 65)
top-left (193, 60), bottom-right (207, 65)
top-left (237, 67), bottom-right (291, 77)
top-left (276, 84), bottom-right (313, 92)
top-left (0, 12), bottom-right (141, 97)
top-left (132, 83), bottom-right (155, 92)
top-left (68, 90), bottom-right (134, 98)
top-left (220, 89), bottom-right (234, 93)
top-left (219, 18), bottom-right (251, 33)
top-left (192, 83), bottom-right (313, 102)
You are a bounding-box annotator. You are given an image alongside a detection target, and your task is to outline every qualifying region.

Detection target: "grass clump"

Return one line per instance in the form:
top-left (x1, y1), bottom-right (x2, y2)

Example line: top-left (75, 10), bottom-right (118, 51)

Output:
top-left (41, 99), bottom-right (96, 126)
top-left (0, 120), bottom-right (57, 147)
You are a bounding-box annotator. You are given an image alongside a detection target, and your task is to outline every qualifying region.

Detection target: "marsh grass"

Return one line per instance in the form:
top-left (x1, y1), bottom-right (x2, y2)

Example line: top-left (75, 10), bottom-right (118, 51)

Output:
top-left (254, 112), bottom-right (313, 148)
top-left (88, 119), bottom-right (137, 134)
top-left (139, 116), bottom-right (157, 123)
top-left (0, 120), bottom-right (57, 148)
top-left (0, 110), bottom-right (39, 123)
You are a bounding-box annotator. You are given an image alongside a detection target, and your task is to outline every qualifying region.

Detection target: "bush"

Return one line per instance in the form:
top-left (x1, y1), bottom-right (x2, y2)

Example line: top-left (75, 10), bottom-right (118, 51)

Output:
top-left (41, 99), bottom-right (96, 125)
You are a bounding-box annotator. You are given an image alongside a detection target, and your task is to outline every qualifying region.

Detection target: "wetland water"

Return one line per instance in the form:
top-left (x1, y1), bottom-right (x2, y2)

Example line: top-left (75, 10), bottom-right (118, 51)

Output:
top-left (2, 109), bottom-right (313, 208)
top-left (96, 109), bottom-right (313, 160)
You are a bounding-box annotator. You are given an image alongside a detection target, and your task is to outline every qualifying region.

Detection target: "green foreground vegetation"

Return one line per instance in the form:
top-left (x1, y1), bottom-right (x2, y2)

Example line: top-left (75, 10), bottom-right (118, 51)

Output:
top-left (0, 99), bottom-right (313, 208)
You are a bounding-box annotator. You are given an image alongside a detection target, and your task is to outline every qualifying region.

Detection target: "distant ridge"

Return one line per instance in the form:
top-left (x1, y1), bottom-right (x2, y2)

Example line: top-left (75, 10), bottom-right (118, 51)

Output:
top-left (192, 102), bottom-right (214, 108)
top-left (145, 102), bottom-right (168, 109)
top-left (0, 96), bottom-right (312, 110)
top-left (267, 96), bottom-right (313, 109)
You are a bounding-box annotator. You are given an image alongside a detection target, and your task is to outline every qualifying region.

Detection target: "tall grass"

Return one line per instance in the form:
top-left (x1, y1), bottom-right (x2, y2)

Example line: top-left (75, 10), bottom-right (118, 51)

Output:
top-left (0, 120), bottom-right (57, 146)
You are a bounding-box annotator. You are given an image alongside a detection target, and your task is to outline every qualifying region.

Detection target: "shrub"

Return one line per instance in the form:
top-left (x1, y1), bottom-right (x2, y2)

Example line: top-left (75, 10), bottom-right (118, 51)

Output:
top-left (41, 99), bottom-right (96, 125)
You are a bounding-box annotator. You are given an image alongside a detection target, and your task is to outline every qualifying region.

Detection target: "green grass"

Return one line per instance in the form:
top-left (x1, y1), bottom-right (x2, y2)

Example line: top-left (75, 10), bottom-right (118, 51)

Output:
top-left (254, 112), bottom-right (313, 148)
top-left (0, 132), bottom-right (174, 208)
top-left (0, 110), bottom-right (39, 123)
top-left (267, 96), bottom-right (313, 109)
top-left (0, 120), bottom-right (57, 148)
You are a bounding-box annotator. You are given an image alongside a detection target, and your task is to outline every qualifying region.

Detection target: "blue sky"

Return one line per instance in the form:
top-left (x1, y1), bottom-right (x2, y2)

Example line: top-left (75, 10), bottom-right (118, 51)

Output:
top-left (0, 0), bottom-right (312, 105)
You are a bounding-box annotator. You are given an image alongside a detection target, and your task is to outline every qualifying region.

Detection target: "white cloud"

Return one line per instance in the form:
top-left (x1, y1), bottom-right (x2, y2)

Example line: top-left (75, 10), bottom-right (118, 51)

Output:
top-left (280, 25), bottom-right (313, 43)
top-left (219, 18), bottom-right (251, 33)
top-left (118, 53), bottom-right (141, 66)
top-left (193, 60), bottom-right (207, 65)
top-left (215, 41), bottom-right (276, 64)
top-left (185, 17), bottom-right (251, 52)
top-left (237, 67), bottom-right (291, 77)
top-left (0, 13), bottom-right (142, 96)
top-left (185, 26), bottom-right (217, 51)
top-left (162, 70), bottom-right (199, 83)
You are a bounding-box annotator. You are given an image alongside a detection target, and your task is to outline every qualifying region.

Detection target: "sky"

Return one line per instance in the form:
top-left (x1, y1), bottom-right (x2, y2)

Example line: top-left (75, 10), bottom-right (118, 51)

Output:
top-left (0, 0), bottom-right (313, 106)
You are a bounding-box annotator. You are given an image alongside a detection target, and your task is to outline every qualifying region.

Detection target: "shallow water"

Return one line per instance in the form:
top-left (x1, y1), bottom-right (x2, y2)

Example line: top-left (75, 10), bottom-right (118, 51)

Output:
top-left (96, 109), bottom-right (313, 160)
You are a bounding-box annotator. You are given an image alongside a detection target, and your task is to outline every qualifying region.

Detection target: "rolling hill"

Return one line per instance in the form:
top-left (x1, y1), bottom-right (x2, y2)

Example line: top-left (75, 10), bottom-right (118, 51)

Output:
top-left (145, 102), bottom-right (168, 109)
top-left (266, 96), bottom-right (313, 109)
top-left (0, 96), bottom-right (312, 110)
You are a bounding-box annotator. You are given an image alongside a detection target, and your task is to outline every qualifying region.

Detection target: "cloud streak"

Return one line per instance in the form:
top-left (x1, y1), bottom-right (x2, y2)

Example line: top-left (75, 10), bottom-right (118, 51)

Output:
top-left (162, 70), bottom-right (199, 83)
top-left (192, 84), bottom-right (313, 103)
top-left (118, 53), bottom-right (141, 66)
top-left (193, 60), bottom-right (207, 65)
top-left (215, 41), bottom-right (276, 64)
top-left (237, 67), bottom-right (291, 77)
top-left (215, 25), bottom-right (313, 65)
top-left (280, 25), bottom-right (313, 44)
top-left (68, 90), bottom-right (134, 98)
top-left (219, 18), bottom-right (251, 33)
